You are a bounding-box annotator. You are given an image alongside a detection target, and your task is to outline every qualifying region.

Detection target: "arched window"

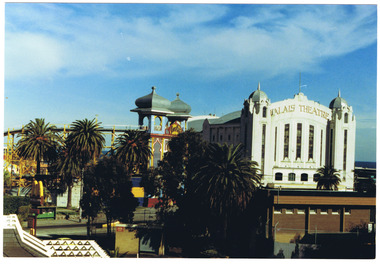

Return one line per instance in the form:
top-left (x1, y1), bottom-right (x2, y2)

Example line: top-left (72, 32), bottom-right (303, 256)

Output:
top-left (154, 116), bottom-right (162, 131)
top-left (313, 173), bottom-right (320, 182)
top-left (154, 116), bottom-right (162, 126)
top-left (143, 116), bottom-right (149, 127)
top-left (153, 141), bottom-right (161, 167)
top-left (301, 173), bottom-right (308, 182)
top-left (275, 172), bottom-right (283, 181)
top-left (288, 173), bottom-right (296, 181)
top-left (344, 113), bottom-right (348, 123)
top-left (263, 106), bottom-right (267, 118)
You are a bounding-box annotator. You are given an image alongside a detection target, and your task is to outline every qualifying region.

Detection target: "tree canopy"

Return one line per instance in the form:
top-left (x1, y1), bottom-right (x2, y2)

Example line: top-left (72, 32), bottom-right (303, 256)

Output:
top-left (82, 156), bottom-right (138, 235)
top-left (65, 118), bottom-right (105, 168)
top-left (16, 118), bottom-right (62, 175)
top-left (113, 130), bottom-right (152, 174)
top-left (315, 165), bottom-right (341, 190)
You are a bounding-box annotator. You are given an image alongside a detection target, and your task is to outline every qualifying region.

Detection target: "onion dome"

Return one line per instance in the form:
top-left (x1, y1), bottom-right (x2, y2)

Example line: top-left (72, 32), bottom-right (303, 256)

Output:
top-left (169, 93), bottom-right (191, 115)
top-left (135, 86), bottom-right (172, 112)
top-left (329, 90), bottom-right (348, 109)
top-left (249, 82), bottom-right (268, 102)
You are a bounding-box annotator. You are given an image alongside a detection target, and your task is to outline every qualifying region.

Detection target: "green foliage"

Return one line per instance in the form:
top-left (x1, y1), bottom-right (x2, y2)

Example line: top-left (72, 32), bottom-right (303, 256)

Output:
top-left (82, 156), bottom-right (139, 235)
top-left (192, 143), bottom-right (261, 253)
top-left (3, 169), bottom-right (12, 189)
top-left (193, 143), bottom-right (261, 215)
top-left (158, 130), bottom-right (207, 203)
top-left (17, 205), bottom-right (31, 222)
top-left (315, 165), bottom-right (341, 190)
top-left (140, 167), bottom-right (162, 198)
top-left (4, 196), bottom-right (30, 215)
top-left (113, 130), bottom-right (152, 174)
top-left (148, 131), bottom-right (263, 256)
top-left (15, 118), bottom-right (62, 175)
top-left (65, 118), bottom-right (105, 168)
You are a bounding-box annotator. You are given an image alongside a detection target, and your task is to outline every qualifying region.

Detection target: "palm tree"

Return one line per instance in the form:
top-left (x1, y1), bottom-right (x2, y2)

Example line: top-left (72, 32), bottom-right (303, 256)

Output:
top-left (113, 130), bottom-right (151, 174)
top-left (66, 118), bottom-right (105, 221)
top-left (65, 118), bottom-right (105, 168)
top-left (15, 118), bottom-right (62, 176)
top-left (315, 165), bottom-right (341, 190)
top-left (192, 143), bottom-right (261, 247)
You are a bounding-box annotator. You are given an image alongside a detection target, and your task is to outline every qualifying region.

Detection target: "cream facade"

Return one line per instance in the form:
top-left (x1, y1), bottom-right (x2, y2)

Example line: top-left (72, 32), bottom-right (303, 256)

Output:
top-left (202, 84), bottom-right (356, 191)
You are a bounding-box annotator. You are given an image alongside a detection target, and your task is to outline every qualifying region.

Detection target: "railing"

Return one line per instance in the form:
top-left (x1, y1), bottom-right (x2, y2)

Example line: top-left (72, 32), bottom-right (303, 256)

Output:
top-left (3, 214), bottom-right (52, 257)
top-left (133, 209), bottom-right (157, 223)
top-left (3, 214), bottom-right (110, 258)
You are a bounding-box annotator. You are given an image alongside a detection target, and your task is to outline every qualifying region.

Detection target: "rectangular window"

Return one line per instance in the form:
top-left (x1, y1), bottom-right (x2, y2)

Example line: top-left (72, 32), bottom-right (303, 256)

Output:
top-left (310, 208), bottom-right (317, 215)
top-left (274, 127), bottom-right (277, 161)
top-left (296, 123), bottom-right (302, 159)
top-left (332, 209), bottom-right (339, 215)
top-left (297, 209), bottom-right (305, 214)
top-left (309, 125), bottom-right (314, 160)
top-left (345, 208), bottom-right (351, 215)
top-left (330, 129), bottom-right (334, 166)
top-left (343, 130), bottom-right (347, 170)
top-left (320, 208), bottom-right (328, 215)
top-left (285, 209), bottom-right (294, 214)
top-left (284, 124), bottom-right (290, 159)
top-left (261, 124), bottom-right (266, 161)
top-left (320, 130), bottom-right (323, 165)
top-left (274, 208), bottom-right (282, 214)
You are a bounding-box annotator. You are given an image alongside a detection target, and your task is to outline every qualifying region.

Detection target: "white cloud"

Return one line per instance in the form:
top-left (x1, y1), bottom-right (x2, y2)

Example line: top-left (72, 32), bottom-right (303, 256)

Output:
top-left (4, 4), bottom-right (377, 80)
top-left (5, 32), bottom-right (65, 79)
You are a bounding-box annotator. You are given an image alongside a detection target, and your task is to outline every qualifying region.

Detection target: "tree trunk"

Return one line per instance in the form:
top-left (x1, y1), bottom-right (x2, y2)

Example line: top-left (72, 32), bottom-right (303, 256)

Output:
top-left (66, 184), bottom-right (73, 209)
top-left (222, 213), bottom-right (229, 254)
top-left (36, 158), bottom-right (41, 176)
top-left (107, 216), bottom-right (112, 236)
top-left (87, 216), bottom-right (91, 237)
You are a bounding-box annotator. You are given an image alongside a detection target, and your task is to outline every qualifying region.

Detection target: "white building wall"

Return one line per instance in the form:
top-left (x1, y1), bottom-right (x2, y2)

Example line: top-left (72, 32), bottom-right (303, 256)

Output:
top-left (201, 90), bottom-right (356, 191)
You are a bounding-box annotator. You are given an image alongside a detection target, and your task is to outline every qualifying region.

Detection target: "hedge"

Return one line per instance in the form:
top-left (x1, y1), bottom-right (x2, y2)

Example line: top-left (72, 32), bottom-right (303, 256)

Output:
top-left (3, 196), bottom-right (30, 215)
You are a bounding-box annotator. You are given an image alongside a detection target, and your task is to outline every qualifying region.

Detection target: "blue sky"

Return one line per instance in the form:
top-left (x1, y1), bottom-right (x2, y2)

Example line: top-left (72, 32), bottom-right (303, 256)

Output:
top-left (3, 3), bottom-right (377, 162)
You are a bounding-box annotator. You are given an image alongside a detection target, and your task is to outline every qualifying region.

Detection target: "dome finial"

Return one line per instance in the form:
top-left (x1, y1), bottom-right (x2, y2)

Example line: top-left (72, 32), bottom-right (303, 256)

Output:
top-left (338, 89), bottom-right (341, 97)
top-left (257, 82), bottom-right (261, 91)
top-left (152, 86), bottom-right (156, 92)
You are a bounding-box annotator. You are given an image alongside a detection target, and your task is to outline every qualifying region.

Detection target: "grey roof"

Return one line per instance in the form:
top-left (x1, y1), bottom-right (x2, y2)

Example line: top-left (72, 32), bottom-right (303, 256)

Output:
top-left (329, 90), bottom-right (348, 109)
top-left (135, 87), bottom-right (173, 113)
top-left (169, 93), bottom-right (191, 115)
top-left (208, 110), bottom-right (241, 125)
top-left (188, 119), bottom-right (205, 132)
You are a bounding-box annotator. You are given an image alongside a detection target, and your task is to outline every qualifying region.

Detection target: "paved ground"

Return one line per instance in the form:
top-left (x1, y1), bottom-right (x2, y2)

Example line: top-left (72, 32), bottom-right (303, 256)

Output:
top-left (21, 207), bottom-right (157, 240)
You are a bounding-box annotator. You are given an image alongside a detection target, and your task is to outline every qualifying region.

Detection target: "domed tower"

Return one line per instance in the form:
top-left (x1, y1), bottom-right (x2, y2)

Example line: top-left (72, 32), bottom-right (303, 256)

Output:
top-left (131, 86), bottom-right (192, 168)
top-left (131, 86), bottom-right (174, 168)
top-left (167, 93), bottom-right (192, 135)
top-left (328, 90), bottom-right (356, 190)
top-left (132, 86), bottom-right (173, 134)
top-left (240, 82), bottom-right (270, 172)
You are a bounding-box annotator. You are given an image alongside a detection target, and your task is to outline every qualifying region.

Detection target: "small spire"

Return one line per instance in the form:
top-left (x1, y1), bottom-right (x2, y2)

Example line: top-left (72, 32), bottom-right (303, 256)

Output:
top-left (338, 89), bottom-right (341, 97)
top-left (152, 86), bottom-right (156, 93)
top-left (257, 82), bottom-right (261, 91)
